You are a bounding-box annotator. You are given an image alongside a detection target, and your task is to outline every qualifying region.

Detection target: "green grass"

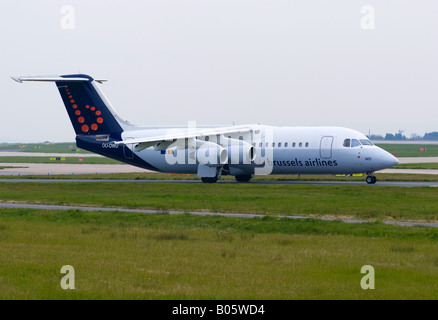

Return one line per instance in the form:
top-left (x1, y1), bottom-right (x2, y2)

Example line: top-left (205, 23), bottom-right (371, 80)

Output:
top-left (1, 208), bottom-right (438, 299)
top-left (0, 142), bottom-right (89, 153)
top-left (0, 156), bottom-right (121, 164)
top-left (2, 141), bottom-right (438, 299)
top-left (377, 144), bottom-right (438, 157)
top-left (1, 182), bottom-right (438, 222)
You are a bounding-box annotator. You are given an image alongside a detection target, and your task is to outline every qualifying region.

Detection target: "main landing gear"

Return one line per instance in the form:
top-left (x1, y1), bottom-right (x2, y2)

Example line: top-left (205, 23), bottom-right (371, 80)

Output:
top-left (201, 177), bottom-right (218, 183)
top-left (366, 174), bottom-right (377, 184)
top-left (235, 174), bottom-right (253, 182)
top-left (201, 174), bottom-right (253, 183)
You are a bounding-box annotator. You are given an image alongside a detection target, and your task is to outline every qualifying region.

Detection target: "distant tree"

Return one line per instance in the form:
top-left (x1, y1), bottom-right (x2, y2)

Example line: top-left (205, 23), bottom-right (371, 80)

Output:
top-left (394, 133), bottom-right (406, 140)
top-left (369, 134), bottom-right (384, 140)
top-left (410, 133), bottom-right (422, 140)
top-left (395, 130), bottom-right (407, 140)
top-left (385, 133), bottom-right (395, 140)
top-left (385, 132), bottom-right (406, 140)
top-left (424, 132), bottom-right (438, 140)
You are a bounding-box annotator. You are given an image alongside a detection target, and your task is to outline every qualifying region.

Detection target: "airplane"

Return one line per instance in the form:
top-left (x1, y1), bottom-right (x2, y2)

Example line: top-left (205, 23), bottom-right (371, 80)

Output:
top-left (12, 74), bottom-right (399, 184)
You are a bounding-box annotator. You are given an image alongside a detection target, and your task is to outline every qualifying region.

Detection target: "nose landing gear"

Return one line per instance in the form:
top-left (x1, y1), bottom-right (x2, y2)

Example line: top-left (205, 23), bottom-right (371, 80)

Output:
top-left (366, 174), bottom-right (377, 184)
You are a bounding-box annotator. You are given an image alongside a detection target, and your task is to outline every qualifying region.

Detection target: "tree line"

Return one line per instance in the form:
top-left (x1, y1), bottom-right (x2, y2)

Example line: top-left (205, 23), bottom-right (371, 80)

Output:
top-left (369, 131), bottom-right (438, 141)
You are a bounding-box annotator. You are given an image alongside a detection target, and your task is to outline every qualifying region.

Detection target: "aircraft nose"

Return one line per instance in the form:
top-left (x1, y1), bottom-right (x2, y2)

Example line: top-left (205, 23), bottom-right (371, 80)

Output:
top-left (383, 152), bottom-right (399, 167)
top-left (372, 147), bottom-right (399, 170)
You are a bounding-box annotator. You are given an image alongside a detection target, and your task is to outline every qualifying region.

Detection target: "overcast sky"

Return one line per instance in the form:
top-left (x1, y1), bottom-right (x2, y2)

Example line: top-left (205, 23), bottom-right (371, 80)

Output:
top-left (1, 0), bottom-right (437, 142)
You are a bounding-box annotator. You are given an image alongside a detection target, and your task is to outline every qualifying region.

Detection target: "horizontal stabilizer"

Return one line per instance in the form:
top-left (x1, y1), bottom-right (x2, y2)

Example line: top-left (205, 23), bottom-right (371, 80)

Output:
top-left (11, 76), bottom-right (107, 84)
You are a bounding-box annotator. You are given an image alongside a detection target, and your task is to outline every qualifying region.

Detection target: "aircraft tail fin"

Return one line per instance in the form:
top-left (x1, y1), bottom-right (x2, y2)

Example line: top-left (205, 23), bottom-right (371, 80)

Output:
top-left (12, 74), bottom-right (126, 139)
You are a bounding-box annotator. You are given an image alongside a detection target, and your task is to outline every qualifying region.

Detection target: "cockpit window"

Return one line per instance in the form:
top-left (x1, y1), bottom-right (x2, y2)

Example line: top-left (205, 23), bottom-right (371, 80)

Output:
top-left (359, 139), bottom-right (373, 146)
top-left (351, 139), bottom-right (361, 147)
top-left (343, 139), bottom-right (351, 147)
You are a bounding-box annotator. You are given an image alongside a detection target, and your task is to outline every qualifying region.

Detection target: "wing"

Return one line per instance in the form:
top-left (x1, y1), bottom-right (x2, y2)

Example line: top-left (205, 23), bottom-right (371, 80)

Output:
top-left (112, 126), bottom-right (253, 151)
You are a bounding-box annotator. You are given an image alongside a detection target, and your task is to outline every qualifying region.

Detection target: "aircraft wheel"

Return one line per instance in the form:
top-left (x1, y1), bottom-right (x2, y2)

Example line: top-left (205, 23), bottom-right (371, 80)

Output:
top-left (201, 177), bottom-right (218, 183)
top-left (235, 174), bottom-right (252, 182)
top-left (366, 176), bottom-right (377, 184)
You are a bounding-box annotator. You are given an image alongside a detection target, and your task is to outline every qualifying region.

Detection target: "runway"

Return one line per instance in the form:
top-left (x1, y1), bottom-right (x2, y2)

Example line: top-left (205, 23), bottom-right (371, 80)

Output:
top-left (1, 152), bottom-right (437, 186)
top-left (1, 202), bottom-right (437, 228)
top-left (380, 169), bottom-right (438, 175)
top-left (0, 178), bottom-right (437, 187)
top-left (2, 163), bottom-right (437, 176)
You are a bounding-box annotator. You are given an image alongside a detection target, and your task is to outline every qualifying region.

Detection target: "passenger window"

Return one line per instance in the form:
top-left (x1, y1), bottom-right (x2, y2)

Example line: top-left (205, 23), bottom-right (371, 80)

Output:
top-left (278, 142), bottom-right (282, 147)
top-left (305, 142), bottom-right (309, 147)
top-left (259, 142), bottom-right (263, 148)
top-left (272, 142), bottom-right (275, 147)
top-left (284, 142), bottom-right (288, 147)
top-left (292, 143), bottom-right (296, 147)
top-left (343, 139), bottom-right (350, 147)
top-left (351, 139), bottom-right (361, 147)
top-left (265, 142), bottom-right (269, 147)
top-left (299, 142), bottom-right (302, 147)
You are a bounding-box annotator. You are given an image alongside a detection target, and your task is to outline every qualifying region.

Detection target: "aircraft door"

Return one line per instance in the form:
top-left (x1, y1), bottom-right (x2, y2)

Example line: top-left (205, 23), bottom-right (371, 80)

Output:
top-left (320, 136), bottom-right (333, 159)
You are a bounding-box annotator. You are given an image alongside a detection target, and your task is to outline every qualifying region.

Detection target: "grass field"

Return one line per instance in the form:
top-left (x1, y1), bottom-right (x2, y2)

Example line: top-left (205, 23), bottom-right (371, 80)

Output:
top-left (0, 142), bottom-right (89, 153)
top-left (1, 208), bottom-right (438, 299)
top-left (1, 180), bottom-right (438, 299)
top-left (0, 156), bottom-right (121, 164)
top-left (1, 141), bottom-right (438, 299)
top-left (1, 182), bottom-right (438, 222)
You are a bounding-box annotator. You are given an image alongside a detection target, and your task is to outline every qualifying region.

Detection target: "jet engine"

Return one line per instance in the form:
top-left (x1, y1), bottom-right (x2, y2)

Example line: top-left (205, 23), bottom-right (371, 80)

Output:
top-left (220, 136), bottom-right (256, 165)
top-left (194, 140), bottom-right (228, 167)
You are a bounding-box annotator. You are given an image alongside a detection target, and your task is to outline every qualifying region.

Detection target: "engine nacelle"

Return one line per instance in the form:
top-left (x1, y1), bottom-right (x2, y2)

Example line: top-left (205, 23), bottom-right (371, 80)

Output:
top-left (228, 144), bottom-right (256, 164)
top-left (220, 137), bottom-right (256, 165)
top-left (195, 140), bottom-right (228, 167)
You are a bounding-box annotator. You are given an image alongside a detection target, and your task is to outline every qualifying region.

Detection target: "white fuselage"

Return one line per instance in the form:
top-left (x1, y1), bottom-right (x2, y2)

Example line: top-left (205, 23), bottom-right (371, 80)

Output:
top-left (118, 124), bottom-right (399, 176)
